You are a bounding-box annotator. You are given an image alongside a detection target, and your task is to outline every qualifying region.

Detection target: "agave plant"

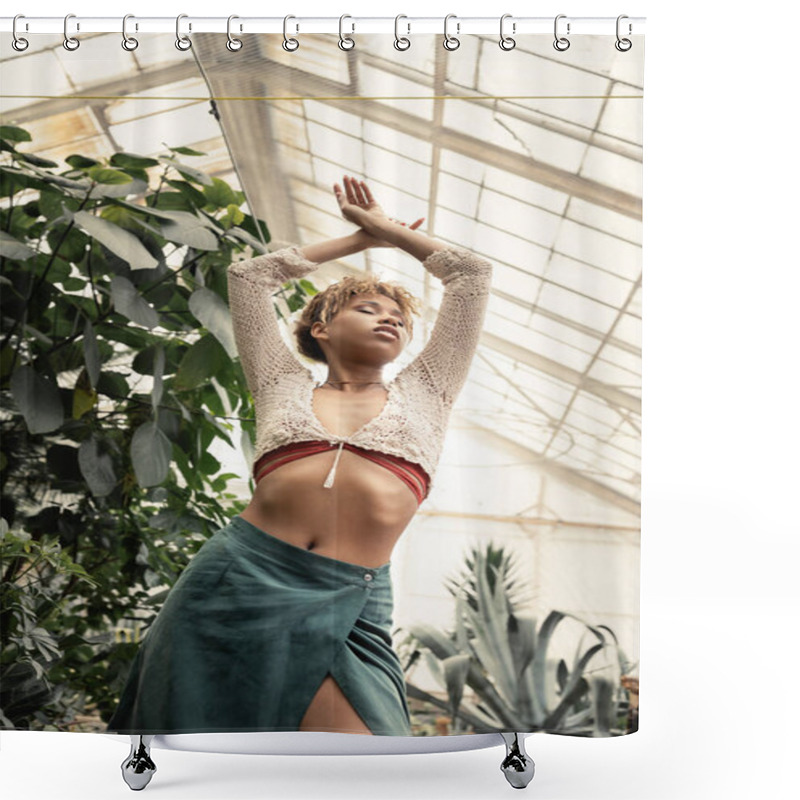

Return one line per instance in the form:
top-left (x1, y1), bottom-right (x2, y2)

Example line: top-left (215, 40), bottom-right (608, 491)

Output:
top-left (399, 544), bottom-right (637, 736)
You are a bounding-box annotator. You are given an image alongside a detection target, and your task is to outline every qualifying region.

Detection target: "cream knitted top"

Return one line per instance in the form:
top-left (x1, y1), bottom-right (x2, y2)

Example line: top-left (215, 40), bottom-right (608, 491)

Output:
top-left (227, 243), bottom-right (493, 497)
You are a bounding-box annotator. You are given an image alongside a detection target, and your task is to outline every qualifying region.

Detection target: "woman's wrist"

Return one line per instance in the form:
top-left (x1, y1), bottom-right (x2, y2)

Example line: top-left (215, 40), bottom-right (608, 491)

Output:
top-left (349, 228), bottom-right (375, 251)
top-left (361, 215), bottom-right (399, 239)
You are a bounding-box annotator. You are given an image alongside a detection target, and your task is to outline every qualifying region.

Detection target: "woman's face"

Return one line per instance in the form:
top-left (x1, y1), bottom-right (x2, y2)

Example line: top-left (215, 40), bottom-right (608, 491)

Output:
top-left (312, 293), bottom-right (410, 363)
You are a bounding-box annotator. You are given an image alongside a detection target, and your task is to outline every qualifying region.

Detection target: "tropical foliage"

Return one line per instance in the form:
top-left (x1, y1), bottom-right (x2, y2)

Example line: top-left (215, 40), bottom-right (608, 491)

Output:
top-left (0, 125), bottom-right (317, 729)
top-left (399, 543), bottom-right (638, 736)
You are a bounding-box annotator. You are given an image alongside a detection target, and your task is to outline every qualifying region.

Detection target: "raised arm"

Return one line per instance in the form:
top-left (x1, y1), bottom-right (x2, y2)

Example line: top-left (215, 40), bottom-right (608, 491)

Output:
top-left (226, 246), bottom-right (319, 397)
top-left (400, 244), bottom-right (493, 406)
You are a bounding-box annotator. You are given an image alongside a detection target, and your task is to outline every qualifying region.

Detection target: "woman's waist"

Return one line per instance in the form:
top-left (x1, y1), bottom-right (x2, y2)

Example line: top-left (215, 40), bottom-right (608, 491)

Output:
top-left (242, 469), bottom-right (416, 565)
top-left (237, 506), bottom-right (405, 570)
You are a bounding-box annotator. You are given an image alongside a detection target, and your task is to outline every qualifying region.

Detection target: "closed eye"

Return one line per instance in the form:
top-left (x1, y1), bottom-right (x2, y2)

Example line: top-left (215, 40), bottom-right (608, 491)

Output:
top-left (358, 308), bottom-right (405, 326)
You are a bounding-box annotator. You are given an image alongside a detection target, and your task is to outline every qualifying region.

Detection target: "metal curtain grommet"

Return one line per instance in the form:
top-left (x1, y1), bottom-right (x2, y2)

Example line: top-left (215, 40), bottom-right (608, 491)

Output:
top-left (12, 14), bottom-right (29, 51)
top-left (283, 15), bottom-right (299, 51)
top-left (175, 14), bottom-right (192, 51)
top-left (499, 13), bottom-right (516, 50)
top-left (553, 14), bottom-right (570, 51)
top-left (615, 15), bottom-right (632, 51)
top-left (394, 14), bottom-right (410, 51)
top-left (63, 13), bottom-right (80, 51)
top-left (227, 15), bottom-right (243, 51)
top-left (121, 14), bottom-right (139, 51)
top-left (338, 14), bottom-right (355, 50)
top-left (443, 13), bottom-right (460, 51)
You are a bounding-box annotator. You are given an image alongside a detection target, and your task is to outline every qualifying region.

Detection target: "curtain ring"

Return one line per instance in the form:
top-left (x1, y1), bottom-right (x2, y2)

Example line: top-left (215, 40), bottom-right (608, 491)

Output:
top-left (443, 14), bottom-right (460, 51)
top-left (63, 13), bottom-right (80, 51)
top-left (338, 14), bottom-right (355, 50)
top-left (499, 13), bottom-right (516, 51)
top-left (615, 15), bottom-right (632, 52)
top-left (226, 15), bottom-right (243, 51)
top-left (12, 15), bottom-right (29, 52)
top-left (121, 15), bottom-right (139, 51)
top-left (283, 15), bottom-right (299, 51)
top-left (553, 14), bottom-right (570, 51)
top-left (175, 14), bottom-right (192, 51)
top-left (394, 14), bottom-right (411, 51)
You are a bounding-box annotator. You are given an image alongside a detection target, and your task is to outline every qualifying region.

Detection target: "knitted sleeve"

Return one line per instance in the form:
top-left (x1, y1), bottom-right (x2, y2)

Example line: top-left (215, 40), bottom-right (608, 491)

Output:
top-left (400, 244), bottom-right (493, 406)
top-left (227, 245), bottom-right (318, 397)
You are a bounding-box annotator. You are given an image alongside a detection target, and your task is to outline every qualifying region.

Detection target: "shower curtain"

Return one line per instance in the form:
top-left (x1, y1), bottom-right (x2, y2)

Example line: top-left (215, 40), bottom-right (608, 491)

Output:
top-left (1, 25), bottom-right (643, 741)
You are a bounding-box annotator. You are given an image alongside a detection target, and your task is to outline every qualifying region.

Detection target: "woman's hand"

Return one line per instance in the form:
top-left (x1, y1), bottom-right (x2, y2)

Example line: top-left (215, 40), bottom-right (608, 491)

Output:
top-left (333, 175), bottom-right (385, 229)
top-left (334, 176), bottom-right (424, 246)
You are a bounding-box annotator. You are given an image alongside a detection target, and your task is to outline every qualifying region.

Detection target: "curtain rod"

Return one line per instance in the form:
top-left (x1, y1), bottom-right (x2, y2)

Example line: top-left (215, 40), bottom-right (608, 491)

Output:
top-left (1, 16), bottom-right (646, 36)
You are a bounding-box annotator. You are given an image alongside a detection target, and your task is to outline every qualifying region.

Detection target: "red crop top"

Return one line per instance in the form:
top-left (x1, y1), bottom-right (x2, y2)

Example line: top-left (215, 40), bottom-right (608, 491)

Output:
top-left (253, 440), bottom-right (431, 505)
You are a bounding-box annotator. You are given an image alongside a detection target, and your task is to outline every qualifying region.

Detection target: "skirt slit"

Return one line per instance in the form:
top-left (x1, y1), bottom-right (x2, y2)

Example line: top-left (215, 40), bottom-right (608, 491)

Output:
top-left (106, 515), bottom-right (413, 736)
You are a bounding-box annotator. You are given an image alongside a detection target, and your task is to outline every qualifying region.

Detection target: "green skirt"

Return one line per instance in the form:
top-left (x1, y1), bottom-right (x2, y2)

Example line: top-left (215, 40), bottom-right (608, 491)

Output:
top-left (106, 515), bottom-right (412, 736)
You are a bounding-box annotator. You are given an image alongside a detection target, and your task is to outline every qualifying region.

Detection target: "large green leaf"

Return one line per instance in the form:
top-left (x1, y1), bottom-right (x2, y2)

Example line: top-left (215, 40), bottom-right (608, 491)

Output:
top-left (17, 152), bottom-right (59, 168)
top-left (226, 226), bottom-right (269, 253)
top-left (168, 145), bottom-right (206, 156)
top-left (78, 435), bottom-right (117, 497)
top-left (39, 191), bottom-right (78, 222)
top-left (109, 275), bottom-right (160, 328)
top-left (130, 420), bottom-right (172, 487)
top-left (174, 334), bottom-right (228, 390)
top-left (112, 198), bottom-right (184, 221)
top-left (166, 179), bottom-right (207, 208)
top-left (83, 319), bottom-right (101, 389)
top-left (442, 653), bottom-right (471, 718)
top-left (86, 167), bottom-right (132, 185)
top-left (65, 155), bottom-right (100, 169)
top-left (0, 125), bottom-right (32, 143)
top-left (109, 153), bottom-right (160, 169)
top-left (96, 370), bottom-right (132, 399)
top-left (160, 157), bottom-right (213, 186)
top-left (188, 287), bottom-right (236, 357)
top-left (9, 365), bottom-right (64, 434)
top-left (73, 211), bottom-right (158, 270)
top-left (158, 211), bottom-right (219, 250)
top-left (22, 163), bottom-right (91, 192)
top-left (203, 177), bottom-right (237, 209)
top-left (0, 231), bottom-right (35, 261)
top-left (88, 177), bottom-right (148, 199)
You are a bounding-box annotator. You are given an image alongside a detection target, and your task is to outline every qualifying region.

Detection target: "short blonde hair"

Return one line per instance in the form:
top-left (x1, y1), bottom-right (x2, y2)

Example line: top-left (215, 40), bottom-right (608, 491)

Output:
top-left (294, 275), bottom-right (421, 365)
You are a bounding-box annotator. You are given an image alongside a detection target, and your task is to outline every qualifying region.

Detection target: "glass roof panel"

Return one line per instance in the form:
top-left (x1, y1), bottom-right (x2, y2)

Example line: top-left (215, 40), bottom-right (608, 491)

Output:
top-left (580, 145), bottom-right (642, 198)
top-left (358, 63), bottom-right (434, 120)
top-left (52, 33), bottom-right (136, 89)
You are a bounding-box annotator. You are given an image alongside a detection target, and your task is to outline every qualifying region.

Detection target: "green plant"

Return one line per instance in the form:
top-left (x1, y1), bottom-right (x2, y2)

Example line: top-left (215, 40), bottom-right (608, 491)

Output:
top-left (399, 543), bottom-right (637, 736)
top-left (0, 125), bottom-right (318, 728)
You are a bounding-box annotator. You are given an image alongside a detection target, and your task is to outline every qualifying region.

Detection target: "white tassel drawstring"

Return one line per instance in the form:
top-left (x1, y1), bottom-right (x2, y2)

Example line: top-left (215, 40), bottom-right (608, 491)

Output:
top-left (323, 440), bottom-right (345, 488)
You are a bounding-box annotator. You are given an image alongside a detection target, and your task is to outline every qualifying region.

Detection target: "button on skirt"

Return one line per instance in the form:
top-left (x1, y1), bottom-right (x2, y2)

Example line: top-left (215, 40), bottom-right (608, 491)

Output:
top-left (106, 514), bottom-right (412, 736)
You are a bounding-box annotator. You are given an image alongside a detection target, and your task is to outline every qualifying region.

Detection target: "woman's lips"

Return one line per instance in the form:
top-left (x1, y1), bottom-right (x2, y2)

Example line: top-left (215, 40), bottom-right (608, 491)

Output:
top-left (374, 327), bottom-right (399, 340)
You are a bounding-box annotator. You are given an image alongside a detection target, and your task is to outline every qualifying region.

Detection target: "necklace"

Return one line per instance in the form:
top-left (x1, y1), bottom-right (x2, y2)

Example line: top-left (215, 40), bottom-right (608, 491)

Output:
top-left (320, 379), bottom-right (387, 390)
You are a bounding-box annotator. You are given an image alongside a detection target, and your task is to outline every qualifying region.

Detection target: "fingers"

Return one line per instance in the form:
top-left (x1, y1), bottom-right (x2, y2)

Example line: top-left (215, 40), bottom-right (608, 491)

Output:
top-left (350, 176), bottom-right (367, 206)
top-left (342, 175), bottom-right (374, 207)
top-left (361, 182), bottom-right (375, 204)
top-left (344, 176), bottom-right (358, 205)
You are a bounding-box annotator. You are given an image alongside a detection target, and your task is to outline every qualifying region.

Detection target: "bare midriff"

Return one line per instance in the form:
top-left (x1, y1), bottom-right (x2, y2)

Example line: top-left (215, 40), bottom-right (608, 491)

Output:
top-left (238, 448), bottom-right (420, 569)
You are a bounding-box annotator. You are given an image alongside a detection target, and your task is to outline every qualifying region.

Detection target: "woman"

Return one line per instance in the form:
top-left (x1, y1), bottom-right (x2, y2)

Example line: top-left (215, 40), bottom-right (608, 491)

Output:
top-left (106, 175), bottom-right (493, 739)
